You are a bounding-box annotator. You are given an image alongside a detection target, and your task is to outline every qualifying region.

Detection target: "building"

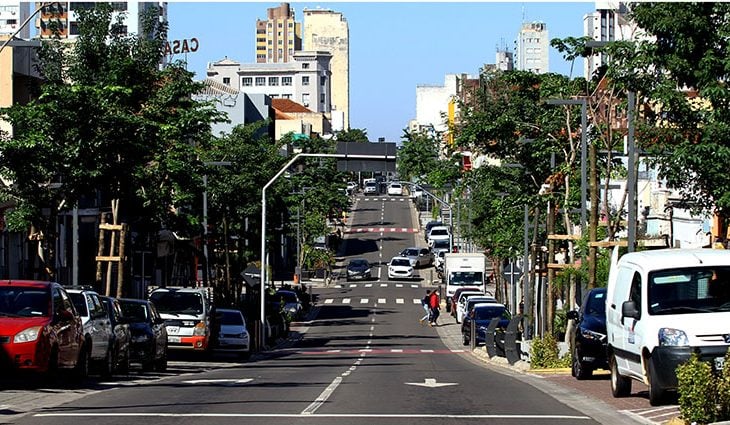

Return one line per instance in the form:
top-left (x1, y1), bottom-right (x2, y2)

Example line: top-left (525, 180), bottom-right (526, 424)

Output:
top-left (255, 2), bottom-right (301, 64)
top-left (583, 1), bottom-right (639, 80)
top-left (515, 21), bottom-right (549, 74)
top-left (496, 48), bottom-right (514, 72)
top-left (415, 74), bottom-right (470, 135)
top-left (0, 1), bottom-right (31, 39)
top-left (302, 7), bottom-right (348, 132)
top-left (194, 79), bottom-right (270, 137)
top-left (271, 98), bottom-right (331, 140)
top-left (35, 2), bottom-right (167, 39)
top-left (206, 50), bottom-right (332, 115)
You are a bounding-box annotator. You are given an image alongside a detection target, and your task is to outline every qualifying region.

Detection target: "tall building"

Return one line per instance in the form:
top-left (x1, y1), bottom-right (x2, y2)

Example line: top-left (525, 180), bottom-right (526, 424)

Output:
top-left (302, 7), bottom-right (349, 132)
top-left (496, 48), bottom-right (514, 71)
top-left (255, 3), bottom-right (301, 64)
top-left (515, 21), bottom-right (549, 74)
top-left (35, 2), bottom-right (167, 39)
top-left (0, 1), bottom-right (31, 39)
top-left (583, 1), bottom-right (640, 80)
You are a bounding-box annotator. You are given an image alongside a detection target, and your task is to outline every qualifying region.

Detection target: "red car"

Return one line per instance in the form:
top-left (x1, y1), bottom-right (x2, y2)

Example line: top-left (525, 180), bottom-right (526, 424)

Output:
top-left (0, 280), bottom-right (86, 378)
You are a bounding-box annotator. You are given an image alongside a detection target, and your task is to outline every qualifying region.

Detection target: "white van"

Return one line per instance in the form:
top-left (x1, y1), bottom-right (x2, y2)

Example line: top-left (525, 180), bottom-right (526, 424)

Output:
top-left (149, 287), bottom-right (214, 352)
top-left (606, 248), bottom-right (730, 406)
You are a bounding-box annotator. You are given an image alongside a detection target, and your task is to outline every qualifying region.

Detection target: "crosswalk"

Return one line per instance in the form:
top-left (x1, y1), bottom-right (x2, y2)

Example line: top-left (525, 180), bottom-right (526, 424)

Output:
top-left (333, 283), bottom-right (422, 288)
top-left (322, 297), bottom-right (423, 305)
top-left (346, 227), bottom-right (419, 234)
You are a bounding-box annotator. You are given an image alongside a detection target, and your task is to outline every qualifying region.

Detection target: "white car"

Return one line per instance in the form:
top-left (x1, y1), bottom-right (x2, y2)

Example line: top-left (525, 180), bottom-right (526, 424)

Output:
top-left (457, 295), bottom-right (497, 324)
top-left (214, 308), bottom-right (250, 359)
top-left (346, 181), bottom-right (358, 194)
top-left (364, 182), bottom-right (378, 195)
top-left (427, 226), bottom-right (451, 246)
top-left (388, 256), bottom-right (414, 280)
top-left (387, 183), bottom-right (403, 196)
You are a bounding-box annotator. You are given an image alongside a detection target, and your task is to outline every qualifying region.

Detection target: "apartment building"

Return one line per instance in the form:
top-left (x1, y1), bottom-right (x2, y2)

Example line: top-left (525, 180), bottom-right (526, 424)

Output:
top-left (0, 1), bottom-right (30, 38)
top-left (255, 2), bottom-right (302, 64)
top-left (515, 21), bottom-right (549, 74)
top-left (302, 7), bottom-right (348, 131)
top-left (583, 1), bottom-right (641, 80)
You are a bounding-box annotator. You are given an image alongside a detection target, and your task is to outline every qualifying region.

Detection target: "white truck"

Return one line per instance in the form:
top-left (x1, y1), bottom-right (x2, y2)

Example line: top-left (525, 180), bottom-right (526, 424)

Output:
top-left (148, 286), bottom-right (215, 353)
top-left (442, 253), bottom-right (487, 312)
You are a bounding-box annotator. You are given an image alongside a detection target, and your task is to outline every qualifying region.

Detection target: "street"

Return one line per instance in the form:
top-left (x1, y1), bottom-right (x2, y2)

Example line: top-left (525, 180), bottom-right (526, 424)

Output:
top-left (0, 193), bottom-right (667, 425)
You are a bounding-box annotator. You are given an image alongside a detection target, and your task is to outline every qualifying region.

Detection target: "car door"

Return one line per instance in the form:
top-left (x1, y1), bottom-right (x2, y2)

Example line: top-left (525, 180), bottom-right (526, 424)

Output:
top-left (150, 303), bottom-right (167, 359)
top-left (52, 287), bottom-right (78, 367)
top-left (418, 248), bottom-right (431, 266)
top-left (89, 294), bottom-right (111, 357)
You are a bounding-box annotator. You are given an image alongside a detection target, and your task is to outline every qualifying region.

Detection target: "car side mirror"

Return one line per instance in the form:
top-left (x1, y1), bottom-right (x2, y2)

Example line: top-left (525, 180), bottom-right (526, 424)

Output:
top-left (566, 310), bottom-right (579, 321)
top-left (621, 300), bottom-right (641, 321)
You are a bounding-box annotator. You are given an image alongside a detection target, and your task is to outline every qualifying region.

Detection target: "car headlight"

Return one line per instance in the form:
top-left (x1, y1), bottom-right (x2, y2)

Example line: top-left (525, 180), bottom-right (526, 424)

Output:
top-left (579, 328), bottom-right (606, 341)
top-left (14, 326), bottom-right (42, 343)
top-left (193, 321), bottom-right (207, 336)
top-left (365, 268), bottom-right (371, 274)
top-left (658, 328), bottom-right (689, 347)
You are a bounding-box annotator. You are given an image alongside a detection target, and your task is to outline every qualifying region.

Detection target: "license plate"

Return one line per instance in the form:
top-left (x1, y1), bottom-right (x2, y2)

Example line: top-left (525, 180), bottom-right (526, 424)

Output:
top-left (168, 336), bottom-right (181, 343)
top-left (167, 326), bottom-right (179, 334)
top-left (715, 357), bottom-right (725, 371)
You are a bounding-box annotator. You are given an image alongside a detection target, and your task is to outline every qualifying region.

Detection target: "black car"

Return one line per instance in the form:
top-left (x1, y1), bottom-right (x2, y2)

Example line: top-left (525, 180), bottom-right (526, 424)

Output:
top-left (346, 258), bottom-right (372, 281)
top-left (567, 287), bottom-right (608, 379)
top-left (99, 296), bottom-right (131, 374)
top-left (461, 303), bottom-right (511, 346)
top-left (118, 298), bottom-right (168, 372)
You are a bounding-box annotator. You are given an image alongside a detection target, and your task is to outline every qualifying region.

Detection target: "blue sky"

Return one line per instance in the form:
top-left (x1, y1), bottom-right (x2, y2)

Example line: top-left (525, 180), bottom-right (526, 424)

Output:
top-left (167, 2), bottom-right (596, 142)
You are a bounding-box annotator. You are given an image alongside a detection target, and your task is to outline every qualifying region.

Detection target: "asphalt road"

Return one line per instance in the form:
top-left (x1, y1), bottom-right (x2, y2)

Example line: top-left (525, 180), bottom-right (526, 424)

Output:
top-left (1, 193), bottom-right (617, 425)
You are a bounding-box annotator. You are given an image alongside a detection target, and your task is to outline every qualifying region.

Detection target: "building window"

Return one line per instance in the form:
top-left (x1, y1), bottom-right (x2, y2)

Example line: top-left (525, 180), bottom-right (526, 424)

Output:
top-left (302, 63), bottom-right (310, 69)
top-left (223, 77), bottom-right (231, 85)
top-left (278, 49), bottom-right (283, 57)
top-left (268, 39), bottom-right (272, 45)
top-left (257, 37), bottom-right (265, 43)
top-left (278, 22), bottom-right (283, 28)
top-left (242, 77), bottom-right (253, 86)
top-left (255, 77), bottom-right (265, 86)
top-left (256, 54), bottom-right (266, 61)
top-left (278, 39), bottom-right (283, 45)
top-left (302, 93), bottom-right (310, 107)
top-left (282, 94), bottom-right (292, 99)
top-left (282, 76), bottom-right (292, 86)
top-left (288, 22), bottom-right (293, 28)
top-left (320, 76), bottom-right (326, 86)
top-left (302, 76), bottom-right (310, 86)
top-left (320, 93), bottom-right (325, 103)
top-left (269, 77), bottom-right (279, 86)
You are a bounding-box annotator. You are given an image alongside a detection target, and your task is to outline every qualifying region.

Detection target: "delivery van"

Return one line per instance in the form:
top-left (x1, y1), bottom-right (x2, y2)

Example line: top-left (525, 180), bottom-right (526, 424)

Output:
top-left (606, 248), bottom-right (730, 406)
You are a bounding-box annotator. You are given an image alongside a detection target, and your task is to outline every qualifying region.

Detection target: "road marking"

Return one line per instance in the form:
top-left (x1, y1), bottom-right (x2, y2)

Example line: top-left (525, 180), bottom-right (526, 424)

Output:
top-left (365, 283), bottom-right (373, 288)
top-left (360, 298), bottom-right (369, 304)
top-left (301, 376), bottom-right (343, 415)
top-left (396, 284), bottom-right (403, 288)
top-left (405, 378), bottom-right (458, 388)
top-left (182, 378), bottom-right (252, 385)
top-left (396, 298), bottom-right (404, 304)
top-left (35, 413), bottom-right (592, 419)
top-left (413, 299), bottom-right (420, 304)
top-left (324, 299), bottom-right (334, 304)
top-left (378, 298), bottom-right (386, 304)
top-left (421, 349), bottom-right (434, 353)
top-left (411, 284), bottom-right (419, 288)
top-left (343, 298), bottom-right (351, 304)
top-left (380, 283), bottom-right (387, 287)
top-left (349, 284), bottom-right (356, 288)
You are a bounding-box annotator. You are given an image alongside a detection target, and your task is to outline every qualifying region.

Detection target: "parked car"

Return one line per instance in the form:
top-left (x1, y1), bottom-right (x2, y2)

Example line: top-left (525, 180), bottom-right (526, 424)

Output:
top-left (399, 247), bottom-right (434, 268)
top-left (387, 183), bottom-right (403, 196)
top-left (273, 290), bottom-right (303, 321)
top-left (0, 280), bottom-right (86, 379)
top-left (434, 249), bottom-right (447, 271)
top-left (213, 308), bottom-right (250, 359)
top-left (346, 181), bottom-right (358, 195)
top-left (431, 238), bottom-right (451, 254)
top-left (448, 287), bottom-right (483, 314)
top-left (457, 295), bottom-right (497, 324)
top-left (99, 296), bottom-right (131, 374)
top-left (346, 258), bottom-right (372, 281)
top-left (566, 287), bottom-right (608, 380)
top-left (388, 256), bottom-right (414, 280)
top-left (461, 302), bottom-right (510, 346)
top-left (424, 221), bottom-right (443, 242)
top-left (118, 298), bottom-right (168, 372)
top-left (427, 226), bottom-right (451, 246)
top-left (67, 287), bottom-right (114, 377)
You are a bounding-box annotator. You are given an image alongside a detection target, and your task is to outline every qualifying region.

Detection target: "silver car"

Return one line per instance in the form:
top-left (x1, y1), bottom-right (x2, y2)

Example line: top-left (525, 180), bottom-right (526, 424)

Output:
top-left (399, 247), bottom-right (434, 268)
top-left (214, 308), bottom-right (250, 359)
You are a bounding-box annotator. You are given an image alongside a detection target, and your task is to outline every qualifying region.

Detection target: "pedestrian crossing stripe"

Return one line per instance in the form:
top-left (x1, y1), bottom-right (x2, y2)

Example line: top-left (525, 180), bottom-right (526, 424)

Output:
top-left (378, 298), bottom-right (386, 304)
top-left (323, 298), bottom-right (421, 305)
top-left (333, 283), bottom-right (426, 288)
top-left (298, 348), bottom-right (466, 355)
top-left (345, 227), bottom-right (419, 234)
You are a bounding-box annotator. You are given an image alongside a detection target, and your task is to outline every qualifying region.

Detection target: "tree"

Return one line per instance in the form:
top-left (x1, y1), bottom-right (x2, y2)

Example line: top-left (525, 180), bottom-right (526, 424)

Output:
top-left (335, 128), bottom-right (370, 143)
top-left (0, 4), bottom-right (220, 281)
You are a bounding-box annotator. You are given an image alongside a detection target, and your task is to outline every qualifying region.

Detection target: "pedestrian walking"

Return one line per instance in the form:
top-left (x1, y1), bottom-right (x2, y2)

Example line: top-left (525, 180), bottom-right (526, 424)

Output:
top-left (419, 290), bottom-right (431, 324)
top-left (428, 289), bottom-right (440, 326)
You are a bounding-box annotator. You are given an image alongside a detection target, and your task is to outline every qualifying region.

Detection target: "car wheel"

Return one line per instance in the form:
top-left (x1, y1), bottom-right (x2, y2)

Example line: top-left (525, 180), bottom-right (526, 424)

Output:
top-left (648, 359), bottom-right (666, 406)
top-left (572, 347), bottom-right (592, 380)
top-left (610, 354), bottom-right (631, 397)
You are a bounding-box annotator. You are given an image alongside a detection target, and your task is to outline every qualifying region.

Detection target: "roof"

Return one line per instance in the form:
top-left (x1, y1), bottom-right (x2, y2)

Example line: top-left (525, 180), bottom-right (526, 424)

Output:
top-left (199, 78), bottom-right (239, 96)
top-left (271, 98), bottom-right (312, 114)
top-left (622, 248), bottom-right (730, 268)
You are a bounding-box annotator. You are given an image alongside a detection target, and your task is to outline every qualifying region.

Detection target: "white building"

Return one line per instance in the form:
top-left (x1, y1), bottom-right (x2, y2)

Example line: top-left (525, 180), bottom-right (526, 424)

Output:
top-left (415, 74), bottom-right (471, 135)
top-left (583, 1), bottom-right (641, 80)
top-left (206, 50), bottom-right (332, 115)
top-left (496, 48), bottom-right (514, 71)
top-left (0, 1), bottom-right (30, 39)
top-left (515, 21), bottom-right (549, 74)
top-left (35, 2), bottom-right (167, 39)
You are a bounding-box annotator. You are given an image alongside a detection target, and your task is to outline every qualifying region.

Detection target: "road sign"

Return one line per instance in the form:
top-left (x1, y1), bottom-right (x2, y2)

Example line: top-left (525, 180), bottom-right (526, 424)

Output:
top-left (502, 265), bottom-right (522, 282)
top-left (336, 142), bottom-right (396, 172)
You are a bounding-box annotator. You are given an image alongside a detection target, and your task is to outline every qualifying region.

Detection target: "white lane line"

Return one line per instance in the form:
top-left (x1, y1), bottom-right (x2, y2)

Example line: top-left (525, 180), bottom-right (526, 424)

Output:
top-left (349, 284), bottom-right (356, 288)
top-left (380, 283), bottom-right (387, 287)
top-left (410, 284), bottom-right (419, 288)
top-left (301, 376), bottom-right (343, 415)
top-left (324, 299), bottom-right (334, 304)
top-left (343, 298), bottom-right (351, 304)
top-left (360, 298), bottom-right (369, 304)
top-left (421, 349), bottom-right (434, 353)
top-left (378, 298), bottom-right (386, 304)
top-left (412, 298), bottom-right (421, 304)
top-left (365, 283), bottom-right (373, 288)
top-left (396, 298), bottom-right (404, 304)
top-left (396, 284), bottom-right (403, 288)
top-left (35, 413), bottom-right (593, 419)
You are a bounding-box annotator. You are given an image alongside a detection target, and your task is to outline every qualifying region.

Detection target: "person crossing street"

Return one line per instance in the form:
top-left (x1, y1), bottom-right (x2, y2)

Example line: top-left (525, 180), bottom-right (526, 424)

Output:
top-left (428, 288), bottom-right (440, 326)
top-left (419, 290), bottom-right (431, 324)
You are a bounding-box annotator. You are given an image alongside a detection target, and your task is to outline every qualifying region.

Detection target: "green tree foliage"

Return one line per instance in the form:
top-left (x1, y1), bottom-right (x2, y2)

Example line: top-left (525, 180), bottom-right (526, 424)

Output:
top-left (397, 129), bottom-right (461, 188)
top-left (625, 3), bottom-right (730, 219)
top-left (0, 4), bottom-right (220, 276)
top-left (335, 128), bottom-right (369, 143)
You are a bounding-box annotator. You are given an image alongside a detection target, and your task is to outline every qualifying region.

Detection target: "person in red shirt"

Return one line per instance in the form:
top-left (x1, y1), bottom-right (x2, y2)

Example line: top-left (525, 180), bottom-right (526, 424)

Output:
top-left (428, 289), bottom-right (440, 326)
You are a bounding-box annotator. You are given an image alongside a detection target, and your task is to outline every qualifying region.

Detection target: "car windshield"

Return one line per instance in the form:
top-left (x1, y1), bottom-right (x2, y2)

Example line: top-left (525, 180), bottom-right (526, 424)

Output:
top-left (390, 184), bottom-right (401, 189)
top-left (649, 266), bottom-right (730, 315)
top-left (68, 292), bottom-right (88, 316)
top-left (474, 306), bottom-right (509, 321)
top-left (584, 289), bottom-right (607, 316)
top-left (430, 229), bottom-right (448, 236)
top-left (391, 258), bottom-right (410, 267)
top-left (218, 311), bottom-right (244, 326)
top-left (349, 259), bottom-right (368, 268)
top-left (403, 249), bottom-right (418, 257)
top-left (451, 272), bottom-right (483, 286)
top-left (0, 287), bottom-right (49, 317)
top-left (433, 240), bottom-right (449, 249)
top-left (150, 291), bottom-right (204, 315)
top-left (120, 302), bottom-right (149, 322)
